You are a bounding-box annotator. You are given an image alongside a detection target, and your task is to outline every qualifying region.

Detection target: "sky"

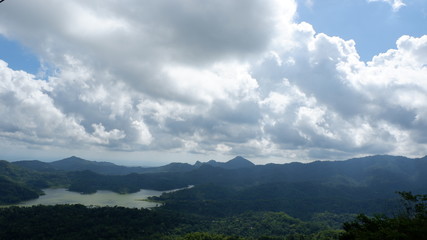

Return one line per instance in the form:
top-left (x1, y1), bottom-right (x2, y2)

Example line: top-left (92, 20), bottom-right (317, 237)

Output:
top-left (0, 0), bottom-right (427, 165)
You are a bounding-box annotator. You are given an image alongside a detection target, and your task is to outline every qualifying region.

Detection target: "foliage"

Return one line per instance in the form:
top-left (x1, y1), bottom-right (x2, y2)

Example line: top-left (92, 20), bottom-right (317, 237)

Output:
top-left (151, 183), bottom-right (399, 219)
top-left (0, 176), bottom-right (39, 204)
top-left (0, 160), bottom-right (68, 204)
top-left (0, 204), bottom-right (346, 240)
top-left (0, 205), bottom-right (186, 240)
top-left (173, 232), bottom-right (245, 240)
top-left (340, 192), bottom-right (427, 240)
top-left (200, 211), bottom-right (343, 239)
top-left (67, 171), bottom-right (189, 194)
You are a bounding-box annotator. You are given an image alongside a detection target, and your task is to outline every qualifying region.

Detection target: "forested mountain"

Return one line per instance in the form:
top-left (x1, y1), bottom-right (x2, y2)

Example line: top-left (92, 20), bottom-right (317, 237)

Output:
top-left (12, 154), bottom-right (427, 188)
top-left (0, 160), bottom-right (68, 204)
top-left (12, 155), bottom-right (255, 175)
top-left (195, 156), bottom-right (255, 169)
top-left (4, 155), bottom-right (427, 203)
top-left (12, 160), bottom-right (57, 172)
top-left (15, 156), bottom-right (152, 175)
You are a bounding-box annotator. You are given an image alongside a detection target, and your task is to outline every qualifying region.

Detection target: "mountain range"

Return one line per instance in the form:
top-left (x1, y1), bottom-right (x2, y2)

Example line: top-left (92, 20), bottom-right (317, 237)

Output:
top-left (1, 154), bottom-right (427, 213)
top-left (12, 155), bottom-right (255, 175)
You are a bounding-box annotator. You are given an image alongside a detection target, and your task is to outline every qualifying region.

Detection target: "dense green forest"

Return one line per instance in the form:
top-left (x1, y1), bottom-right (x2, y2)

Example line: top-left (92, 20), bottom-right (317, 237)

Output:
top-left (340, 192), bottom-right (427, 240)
top-left (149, 183), bottom-right (399, 220)
top-left (0, 204), bottom-right (345, 239)
top-left (0, 160), bottom-right (68, 204)
top-left (0, 192), bottom-right (425, 239)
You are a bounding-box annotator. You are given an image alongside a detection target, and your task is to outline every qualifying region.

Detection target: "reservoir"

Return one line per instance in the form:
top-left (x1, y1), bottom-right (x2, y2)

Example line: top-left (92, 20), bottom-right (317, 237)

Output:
top-left (16, 188), bottom-right (164, 208)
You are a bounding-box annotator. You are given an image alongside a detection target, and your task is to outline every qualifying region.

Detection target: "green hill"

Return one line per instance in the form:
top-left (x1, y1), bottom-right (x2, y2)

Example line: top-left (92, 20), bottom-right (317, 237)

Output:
top-left (0, 160), bottom-right (68, 204)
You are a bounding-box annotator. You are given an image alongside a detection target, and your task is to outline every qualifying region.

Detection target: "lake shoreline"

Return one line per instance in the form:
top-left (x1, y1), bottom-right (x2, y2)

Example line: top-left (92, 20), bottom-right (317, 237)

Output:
top-left (10, 188), bottom-right (167, 209)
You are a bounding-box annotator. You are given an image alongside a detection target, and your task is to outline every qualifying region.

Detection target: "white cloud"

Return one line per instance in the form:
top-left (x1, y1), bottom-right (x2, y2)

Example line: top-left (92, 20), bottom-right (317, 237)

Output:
top-left (0, 60), bottom-right (93, 146)
top-left (368, 0), bottom-right (406, 12)
top-left (215, 144), bottom-right (232, 153)
top-left (131, 120), bottom-right (153, 146)
top-left (92, 123), bottom-right (126, 144)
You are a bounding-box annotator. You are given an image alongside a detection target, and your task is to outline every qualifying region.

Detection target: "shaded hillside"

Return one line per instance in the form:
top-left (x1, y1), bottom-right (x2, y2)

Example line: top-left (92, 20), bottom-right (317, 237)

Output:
top-left (0, 176), bottom-right (39, 204)
top-left (235, 155), bottom-right (427, 191)
top-left (0, 160), bottom-right (68, 204)
top-left (0, 160), bottom-right (67, 189)
top-left (12, 160), bottom-right (57, 172)
top-left (67, 171), bottom-right (189, 194)
top-left (151, 182), bottom-right (400, 219)
top-left (50, 156), bottom-right (149, 175)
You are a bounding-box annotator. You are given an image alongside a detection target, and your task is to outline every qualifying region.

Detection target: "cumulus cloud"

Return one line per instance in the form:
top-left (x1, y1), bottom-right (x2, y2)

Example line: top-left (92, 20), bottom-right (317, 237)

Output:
top-left (252, 22), bottom-right (427, 159)
top-left (0, 60), bottom-right (93, 146)
top-left (0, 0), bottom-right (426, 162)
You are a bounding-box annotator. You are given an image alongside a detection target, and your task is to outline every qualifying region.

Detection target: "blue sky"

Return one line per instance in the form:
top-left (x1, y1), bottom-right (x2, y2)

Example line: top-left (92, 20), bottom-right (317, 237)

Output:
top-left (296, 0), bottom-right (427, 61)
top-left (0, 0), bottom-right (426, 165)
top-left (0, 35), bottom-right (40, 74)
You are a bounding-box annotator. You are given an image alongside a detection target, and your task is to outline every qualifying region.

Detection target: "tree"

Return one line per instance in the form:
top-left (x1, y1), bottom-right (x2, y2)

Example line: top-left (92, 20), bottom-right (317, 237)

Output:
top-left (340, 192), bottom-right (427, 240)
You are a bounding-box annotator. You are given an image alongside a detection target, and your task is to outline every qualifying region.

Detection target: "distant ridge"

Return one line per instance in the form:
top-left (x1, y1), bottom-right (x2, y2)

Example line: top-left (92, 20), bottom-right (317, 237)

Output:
top-left (12, 156), bottom-right (256, 175)
top-left (12, 154), bottom-right (427, 186)
top-left (51, 156), bottom-right (117, 168)
top-left (193, 156), bottom-right (255, 169)
top-left (50, 156), bottom-right (136, 175)
top-left (12, 160), bottom-right (57, 172)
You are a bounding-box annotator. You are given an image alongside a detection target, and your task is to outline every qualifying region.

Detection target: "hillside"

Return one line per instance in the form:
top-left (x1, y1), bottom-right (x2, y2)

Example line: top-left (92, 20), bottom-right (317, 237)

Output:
top-left (0, 160), bottom-right (67, 204)
top-left (196, 156), bottom-right (256, 169)
top-left (12, 160), bottom-right (57, 172)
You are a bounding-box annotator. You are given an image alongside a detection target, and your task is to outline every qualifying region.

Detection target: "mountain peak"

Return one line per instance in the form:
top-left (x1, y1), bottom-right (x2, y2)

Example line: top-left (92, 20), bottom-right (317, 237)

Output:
top-left (60, 156), bottom-right (86, 162)
top-left (225, 156), bottom-right (255, 169)
top-left (192, 156), bottom-right (255, 170)
top-left (228, 156), bottom-right (249, 162)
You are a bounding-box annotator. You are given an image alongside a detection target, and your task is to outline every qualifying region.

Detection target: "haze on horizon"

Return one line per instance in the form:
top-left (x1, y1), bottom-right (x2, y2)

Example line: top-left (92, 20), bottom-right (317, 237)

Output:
top-left (0, 0), bottom-right (427, 165)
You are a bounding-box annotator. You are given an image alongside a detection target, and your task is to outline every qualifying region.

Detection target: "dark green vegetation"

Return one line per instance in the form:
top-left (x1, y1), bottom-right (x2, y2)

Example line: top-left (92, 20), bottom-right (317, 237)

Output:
top-left (340, 192), bottom-right (427, 240)
top-left (0, 192), bottom-right (425, 239)
top-left (0, 204), bottom-right (183, 240)
top-left (151, 182), bottom-right (398, 220)
top-left (0, 204), bottom-right (344, 239)
top-left (0, 160), bottom-right (68, 204)
top-left (1, 155), bottom-right (427, 239)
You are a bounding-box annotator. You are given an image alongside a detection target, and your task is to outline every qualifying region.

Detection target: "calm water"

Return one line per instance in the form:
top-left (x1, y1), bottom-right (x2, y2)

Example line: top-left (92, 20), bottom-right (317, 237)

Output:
top-left (16, 188), bottom-right (164, 208)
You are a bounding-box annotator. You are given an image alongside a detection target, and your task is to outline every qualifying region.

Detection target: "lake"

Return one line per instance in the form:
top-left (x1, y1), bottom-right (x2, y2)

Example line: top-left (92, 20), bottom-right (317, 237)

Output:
top-left (16, 188), bottom-right (164, 208)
